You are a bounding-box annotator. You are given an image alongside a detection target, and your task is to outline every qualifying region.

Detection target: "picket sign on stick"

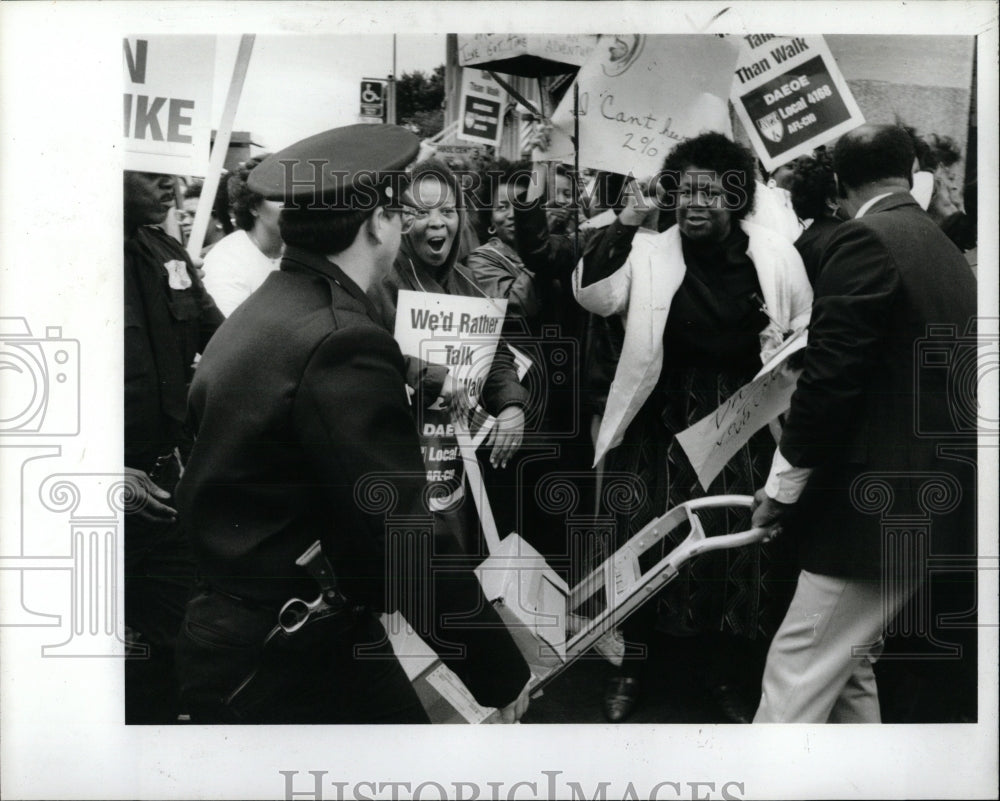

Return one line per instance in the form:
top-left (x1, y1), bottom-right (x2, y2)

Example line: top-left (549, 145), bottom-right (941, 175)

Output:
top-left (454, 417), bottom-right (503, 555)
top-left (427, 119), bottom-right (459, 145)
top-left (455, 415), bottom-right (570, 661)
top-left (186, 34), bottom-right (255, 262)
top-left (486, 71), bottom-right (542, 118)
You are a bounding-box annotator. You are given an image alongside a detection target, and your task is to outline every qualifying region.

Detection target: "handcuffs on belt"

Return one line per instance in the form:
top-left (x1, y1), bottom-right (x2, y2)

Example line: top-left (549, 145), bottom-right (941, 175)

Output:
top-left (224, 540), bottom-right (362, 714)
top-left (274, 540), bottom-right (354, 636)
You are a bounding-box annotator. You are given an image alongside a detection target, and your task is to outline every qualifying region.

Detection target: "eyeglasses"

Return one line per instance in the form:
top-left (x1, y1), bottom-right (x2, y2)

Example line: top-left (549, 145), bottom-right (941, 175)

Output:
top-left (398, 199), bottom-right (459, 234)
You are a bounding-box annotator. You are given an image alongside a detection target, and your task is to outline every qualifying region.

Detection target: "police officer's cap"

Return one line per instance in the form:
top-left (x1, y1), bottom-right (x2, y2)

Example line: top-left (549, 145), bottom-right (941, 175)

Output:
top-left (248, 124), bottom-right (419, 208)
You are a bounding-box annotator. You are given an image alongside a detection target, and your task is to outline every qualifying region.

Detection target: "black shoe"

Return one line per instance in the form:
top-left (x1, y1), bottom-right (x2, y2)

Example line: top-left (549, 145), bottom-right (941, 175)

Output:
top-left (603, 676), bottom-right (640, 722)
top-left (707, 681), bottom-right (754, 724)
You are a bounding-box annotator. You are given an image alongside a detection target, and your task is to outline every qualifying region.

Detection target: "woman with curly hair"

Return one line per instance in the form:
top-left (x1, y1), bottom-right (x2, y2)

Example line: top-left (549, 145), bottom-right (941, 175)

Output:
top-left (575, 131), bottom-right (812, 722)
top-left (788, 148), bottom-right (844, 285)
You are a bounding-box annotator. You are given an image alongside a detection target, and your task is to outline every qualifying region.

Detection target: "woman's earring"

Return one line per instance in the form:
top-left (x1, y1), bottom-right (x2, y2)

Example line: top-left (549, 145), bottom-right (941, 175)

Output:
top-left (487, 225), bottom-right (497, 235)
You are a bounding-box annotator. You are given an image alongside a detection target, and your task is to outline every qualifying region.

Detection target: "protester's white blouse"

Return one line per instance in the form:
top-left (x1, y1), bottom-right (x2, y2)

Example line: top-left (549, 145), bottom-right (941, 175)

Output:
top-left (202, 229), bottom-right (281, 317)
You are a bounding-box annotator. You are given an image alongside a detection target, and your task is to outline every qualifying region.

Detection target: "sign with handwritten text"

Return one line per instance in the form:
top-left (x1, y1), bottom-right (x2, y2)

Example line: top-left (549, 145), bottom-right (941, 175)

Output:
top-left (457, 34), bottom-right (598, 70)
top-left (394, 290), bottom-right (507, 509)
top-left (731, 35), bottom-right (864, 171)
top-left (676, 330), bottom-right (808, 491)
top-left (549, 35), bottom-right (740, 176)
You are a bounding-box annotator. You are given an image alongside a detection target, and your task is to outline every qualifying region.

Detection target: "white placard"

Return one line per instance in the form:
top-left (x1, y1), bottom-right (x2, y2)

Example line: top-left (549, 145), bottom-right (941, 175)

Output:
top-left (456, 68), bottom-right (507, 147)
top-left (393, 290), bottom-right (507, 406)
top-left (730, 34), bottom-right (865, 171)
top-left (549, 34), bottom-right (740, 176)
top-left (123, 36), bottom-right (215, 176)
top-left (676, 330), bottom-right (808, 491)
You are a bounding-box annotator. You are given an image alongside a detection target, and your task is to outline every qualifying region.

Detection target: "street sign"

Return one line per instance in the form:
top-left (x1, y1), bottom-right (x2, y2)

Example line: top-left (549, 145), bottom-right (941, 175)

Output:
top-left (360, 79), bottom-right (386, 122)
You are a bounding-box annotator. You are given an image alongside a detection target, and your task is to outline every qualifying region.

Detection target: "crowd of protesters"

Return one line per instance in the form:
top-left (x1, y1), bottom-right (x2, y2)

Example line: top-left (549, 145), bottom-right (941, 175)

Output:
top-left (124, 116), bottom-right (978, 725)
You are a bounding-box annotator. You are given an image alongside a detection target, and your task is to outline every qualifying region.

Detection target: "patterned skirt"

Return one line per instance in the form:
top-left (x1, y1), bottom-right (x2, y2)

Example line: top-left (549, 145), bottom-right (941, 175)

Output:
top-left (603, 366), bottom-right (796, 640)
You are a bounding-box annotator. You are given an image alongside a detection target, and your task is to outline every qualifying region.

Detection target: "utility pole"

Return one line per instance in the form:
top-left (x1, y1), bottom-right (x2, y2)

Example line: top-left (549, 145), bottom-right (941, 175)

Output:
top-left (445, 33), bottom-right (460, 128)
top-left (387, 34), bottom-right (397, 125)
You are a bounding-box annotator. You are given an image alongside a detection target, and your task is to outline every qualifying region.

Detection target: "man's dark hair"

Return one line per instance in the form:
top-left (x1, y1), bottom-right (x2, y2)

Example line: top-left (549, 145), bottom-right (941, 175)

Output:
top-left (228, 155), bottom-right (270, 231)
top-left (279, 207), bottom-right (374, 254)
top-left (659, 131), bottom-right (757, 220)
top-left (790, 149), bottom-right (836, 221)
top-left (183, 181), bottom-right (202, 200)
top-left (833, 125), bottom-right (915, 190)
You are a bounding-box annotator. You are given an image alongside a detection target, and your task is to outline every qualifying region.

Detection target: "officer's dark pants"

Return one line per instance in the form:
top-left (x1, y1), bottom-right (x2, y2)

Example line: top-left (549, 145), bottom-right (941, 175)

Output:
top-left (125, 515), bottom-right (197, 723)
top-left (125, 517), bottom-right (197, 648)
top-left (176, 589), bottom-right (429, 724)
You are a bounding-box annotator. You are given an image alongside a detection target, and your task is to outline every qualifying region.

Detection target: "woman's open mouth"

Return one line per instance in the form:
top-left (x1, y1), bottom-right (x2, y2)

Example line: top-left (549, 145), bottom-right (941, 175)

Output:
top-left (426, 235), bottom-right (448, 254)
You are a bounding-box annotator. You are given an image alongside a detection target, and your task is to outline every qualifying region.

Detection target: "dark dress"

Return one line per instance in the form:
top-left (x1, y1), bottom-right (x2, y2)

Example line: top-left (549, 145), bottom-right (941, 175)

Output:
top-left (588, 225), bottom-right (796, 642)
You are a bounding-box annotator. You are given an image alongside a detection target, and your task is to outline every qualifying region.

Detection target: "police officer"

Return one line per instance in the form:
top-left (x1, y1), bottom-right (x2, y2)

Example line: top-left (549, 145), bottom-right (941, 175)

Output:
top-left (124, 170), bottom-right (224, 722)
top-left (174, 124), bottom-right (531, 723)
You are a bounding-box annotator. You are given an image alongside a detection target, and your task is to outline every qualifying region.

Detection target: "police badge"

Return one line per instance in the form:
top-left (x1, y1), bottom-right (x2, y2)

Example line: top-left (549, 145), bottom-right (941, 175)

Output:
top-left (163, 259), bottom-right (192, 290)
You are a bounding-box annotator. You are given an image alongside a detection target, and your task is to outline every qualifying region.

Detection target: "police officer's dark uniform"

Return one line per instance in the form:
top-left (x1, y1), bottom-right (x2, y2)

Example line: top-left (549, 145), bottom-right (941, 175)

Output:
top-left (174, 125), bottom-right (530, 723)
top-left (125, 201), bottom-right (224, 722)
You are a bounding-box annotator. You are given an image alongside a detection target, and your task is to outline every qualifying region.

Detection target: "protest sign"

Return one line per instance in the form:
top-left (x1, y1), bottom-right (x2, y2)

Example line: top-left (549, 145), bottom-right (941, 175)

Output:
top-left (457, 34), bottom-right (598, 75)
top-left (123, 36), bottom-right (215, 176)
top-left (456, 69), bottom-right (507, 147)
top-left (731, 35), bottom-right (864, 171)
top-left (675, 330), bottom-right (808, 491)
top-left (394, 290), bottom-right (507, 509)
top-left (548, 35), bottom-right (739, 176)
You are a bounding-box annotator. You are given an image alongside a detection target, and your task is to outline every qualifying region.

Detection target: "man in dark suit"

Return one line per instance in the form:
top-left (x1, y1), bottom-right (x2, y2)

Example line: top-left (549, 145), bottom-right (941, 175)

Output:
top-left (174, 125), bottom-right (531, 723)
top-left (751, 124), bottom-right (977, 723)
